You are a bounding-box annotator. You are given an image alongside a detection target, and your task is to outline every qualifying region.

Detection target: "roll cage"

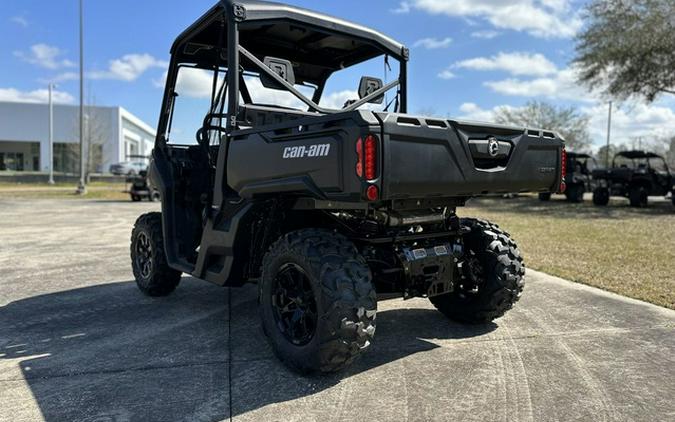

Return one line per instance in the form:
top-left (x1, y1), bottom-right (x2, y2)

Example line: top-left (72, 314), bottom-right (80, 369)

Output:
top-left (611, 150), bottom-right (670, 174)
top-left (156, 0), bottom-right (409, 147)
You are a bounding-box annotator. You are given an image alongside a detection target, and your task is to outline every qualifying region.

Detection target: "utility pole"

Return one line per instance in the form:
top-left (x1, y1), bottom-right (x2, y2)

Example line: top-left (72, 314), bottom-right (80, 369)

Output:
top-left (76, 0), bottom-right (87, 194)
top-left (605, 101), bottom-right (612, 168)
top-left (48, 83), bottom-right (55, 185)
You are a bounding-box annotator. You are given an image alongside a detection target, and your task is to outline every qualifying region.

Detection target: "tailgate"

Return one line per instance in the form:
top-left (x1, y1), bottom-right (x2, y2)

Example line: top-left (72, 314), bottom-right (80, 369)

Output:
top-left (376, 113), bottom-right (564, 198)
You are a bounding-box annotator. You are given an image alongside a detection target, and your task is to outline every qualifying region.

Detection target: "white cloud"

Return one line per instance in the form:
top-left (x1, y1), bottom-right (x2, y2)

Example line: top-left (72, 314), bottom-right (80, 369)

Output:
top-left (391, 2), bottom-right (411, 14)
top-left (483, 66), bottom-right (594, 101)
top-left (11, 16), bottom-right (28, 27)
top-left (438, 69), bottom-right (457, 80)
top-left (413, 37), bottom-right (453, 49)
top-left (400, 0), bottom-right (582, 38)
top-left (458, 102), bottom-right (502, 122)
top-left (0, 87), bottom-right (75, 104)
top-left (471, 30), bottom-right (500, 39)
top-left (457, 101), bottom-right (675, 149)
top-left (454, 52), bottom-right (557, 76)
top-left (89, 54), bottom-right (168, 82)
top-left (583, 102), bottom-right (675, 148)
top-left (173, 68), bottom-right (219, 99)
top-left (14, 44), bottom-right (75, 70)
top-left (320, 90), bottom-right (359, 110)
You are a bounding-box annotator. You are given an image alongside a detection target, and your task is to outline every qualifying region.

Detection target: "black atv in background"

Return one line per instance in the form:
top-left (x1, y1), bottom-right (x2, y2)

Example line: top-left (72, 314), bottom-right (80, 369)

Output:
top-left (129, 0), bottom-right (565, 373)
top-left (126, 170), bottom-right (160, 202)
top-left (592, 150), bottom-right (674, 207)
top-left (539, 151), bottom-right (596, 203)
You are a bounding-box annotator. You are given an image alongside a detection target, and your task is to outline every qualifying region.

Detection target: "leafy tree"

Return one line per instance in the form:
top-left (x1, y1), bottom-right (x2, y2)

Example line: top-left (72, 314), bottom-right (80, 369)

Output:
top-left (574, 0), bottom-right (675, 102)
top-left (493, 101), bottom-right (591, 151)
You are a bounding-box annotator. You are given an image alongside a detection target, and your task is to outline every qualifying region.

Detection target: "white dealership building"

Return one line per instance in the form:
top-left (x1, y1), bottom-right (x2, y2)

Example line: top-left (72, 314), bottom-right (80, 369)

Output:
top-left (0, 101), bottom-right (155, 173)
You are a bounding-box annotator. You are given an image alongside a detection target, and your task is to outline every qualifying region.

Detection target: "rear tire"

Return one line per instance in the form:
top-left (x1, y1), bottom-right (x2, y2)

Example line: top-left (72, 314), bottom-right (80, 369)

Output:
top-left (538, 192), bottom-right (551, 201)
top-left (629, 186), bottom-right (648, 207)
top-left (429, 219), bottom-right (525, 324)
top-left (593, 187), bottom-right (610, 206)
top-left (130, 212), bottom-right (181, 297)
top-left (131, 194), bottom-right (141, 202)
top-left (565, 185), bottom-right (584, 203)
top-left (260, 229), bottom-right (376, 373)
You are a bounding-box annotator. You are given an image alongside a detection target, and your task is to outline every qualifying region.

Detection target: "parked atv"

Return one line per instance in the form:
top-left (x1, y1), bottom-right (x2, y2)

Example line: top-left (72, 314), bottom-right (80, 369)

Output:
top-left (592, 150), bottom-right (673, 207)
top-left (130, 0), bottom-right (565, 373)
top-left (126, 170), bottom-right (160, 202)
top-left (539, 152), bottom-right (596, 203)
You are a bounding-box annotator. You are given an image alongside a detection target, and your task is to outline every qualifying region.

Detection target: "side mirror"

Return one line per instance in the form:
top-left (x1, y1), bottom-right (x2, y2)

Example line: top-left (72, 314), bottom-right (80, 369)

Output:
top-left (260, 57), bottom-right (295, 90)
top-left (358, 76), bottom-right (384, 104)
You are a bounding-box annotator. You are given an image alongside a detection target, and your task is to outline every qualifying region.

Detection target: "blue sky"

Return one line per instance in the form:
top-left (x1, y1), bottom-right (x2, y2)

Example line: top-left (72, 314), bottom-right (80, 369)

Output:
top-left (2, 0), bottom-right (674, 149)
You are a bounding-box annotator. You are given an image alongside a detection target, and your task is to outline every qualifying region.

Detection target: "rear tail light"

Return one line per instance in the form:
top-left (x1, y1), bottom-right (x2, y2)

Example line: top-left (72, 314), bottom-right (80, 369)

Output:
top-left (365, 135), bottom-right (377, 180)
top-left (366, 185), bottom-right (379, 201)
top-left (355, 137), bottom-right (363, 177)
top-left (558, 147), bottom-right (567, 193)
top-left (356, 134), bottom-right (380, 201)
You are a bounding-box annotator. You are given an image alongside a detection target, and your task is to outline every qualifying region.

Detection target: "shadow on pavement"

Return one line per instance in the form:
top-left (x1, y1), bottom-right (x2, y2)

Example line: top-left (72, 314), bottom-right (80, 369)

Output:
top-left (0, 280), bottom-right (496, 421)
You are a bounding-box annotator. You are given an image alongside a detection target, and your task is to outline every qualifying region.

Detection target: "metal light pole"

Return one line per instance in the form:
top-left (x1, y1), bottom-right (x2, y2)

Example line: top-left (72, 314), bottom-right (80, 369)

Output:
top-left (48, 83), bottom-right (55, 185)
top-left (605, 101), bottom-right (612, 168)
top-left (76, 0), bottom-right (87, 194)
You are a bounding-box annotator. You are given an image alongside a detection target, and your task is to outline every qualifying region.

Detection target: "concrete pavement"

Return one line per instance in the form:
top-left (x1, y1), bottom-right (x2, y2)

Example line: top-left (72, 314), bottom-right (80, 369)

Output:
top-left (0, 199), bottom-right (673, 422)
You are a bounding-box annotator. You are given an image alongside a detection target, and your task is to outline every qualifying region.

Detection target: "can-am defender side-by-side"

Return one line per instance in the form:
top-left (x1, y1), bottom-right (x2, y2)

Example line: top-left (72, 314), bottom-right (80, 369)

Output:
top-left (592, 150), bottom-right (674, 207)
top-left (130, 0), bottom-right (565, 373)
top-left (539, 152), bottom-right (596, 203)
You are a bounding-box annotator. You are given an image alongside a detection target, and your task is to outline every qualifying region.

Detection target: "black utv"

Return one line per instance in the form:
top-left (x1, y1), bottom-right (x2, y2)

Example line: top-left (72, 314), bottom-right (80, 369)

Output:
top-left (592, 150), bottom-right (674, 207)
top-left (130, 0), bottom-right (565, 373)
top-left (539, 151), bottom-right (596, 203)
top-left (127, 170), bottom-right (160, 202)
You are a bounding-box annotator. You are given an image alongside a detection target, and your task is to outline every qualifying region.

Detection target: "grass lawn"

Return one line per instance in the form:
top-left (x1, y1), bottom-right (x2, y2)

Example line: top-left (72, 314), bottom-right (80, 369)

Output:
top-left (0, 181), bottom-right (129, 201)
top-left (464, 195), bottom-right (675, 309)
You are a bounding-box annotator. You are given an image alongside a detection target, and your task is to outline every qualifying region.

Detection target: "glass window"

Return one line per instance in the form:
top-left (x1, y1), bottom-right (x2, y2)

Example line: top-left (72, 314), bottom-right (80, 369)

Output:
top-left (242, 74), bottom-right (315, 110)
top-left (167, 66), bottom-right (227, 145)
top-left (320, 55), bottom-right (399, 112)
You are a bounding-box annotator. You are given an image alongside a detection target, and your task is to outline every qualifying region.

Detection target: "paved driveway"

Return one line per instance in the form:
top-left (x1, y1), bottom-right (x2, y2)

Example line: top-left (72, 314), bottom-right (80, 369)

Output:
top-left (0, 199), bottom-right (673, 422)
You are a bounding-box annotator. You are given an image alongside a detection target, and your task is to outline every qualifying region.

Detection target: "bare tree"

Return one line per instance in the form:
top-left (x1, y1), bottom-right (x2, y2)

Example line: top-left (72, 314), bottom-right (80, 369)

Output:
top-left (493, 101), bottom-right (592, 151)
top-left (574, 0), bottom-right (675, 102)
top-left (84, 106), bottom-right (107, 176)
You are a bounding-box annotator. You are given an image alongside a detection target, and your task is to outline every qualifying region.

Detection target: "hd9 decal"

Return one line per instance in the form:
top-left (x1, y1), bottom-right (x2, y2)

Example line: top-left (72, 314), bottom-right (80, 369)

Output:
top-left (283, 144), bottom-right (331, 159)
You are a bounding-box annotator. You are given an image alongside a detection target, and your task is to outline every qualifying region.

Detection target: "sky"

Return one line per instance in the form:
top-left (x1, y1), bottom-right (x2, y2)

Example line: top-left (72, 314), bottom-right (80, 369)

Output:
top-left (1, 0), bottom-right (675, 150)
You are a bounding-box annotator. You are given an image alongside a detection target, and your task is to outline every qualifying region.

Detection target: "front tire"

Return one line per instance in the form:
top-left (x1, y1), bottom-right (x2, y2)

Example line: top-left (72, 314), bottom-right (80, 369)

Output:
top-left (130, 212), bottom-right (181, 296)
top-left (565, 184), bottom-right (584, 203)
top-left (593, 187), bottom-right (610, 206)
top-left (430, 219), bottom-right (525, 324)
top-left (629, 186), bottom-right (648, 207)
top-left (260, 229), bottom-right (376, 373)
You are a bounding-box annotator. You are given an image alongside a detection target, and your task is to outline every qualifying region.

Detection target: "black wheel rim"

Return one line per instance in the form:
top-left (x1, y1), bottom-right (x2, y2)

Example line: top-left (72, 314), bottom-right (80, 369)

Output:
top-left (459, 251), bottom-right (485, 298)
top-left (135, 232), bottom-right (153, 279)
top-left (271, 263), bottom-right (318, 346)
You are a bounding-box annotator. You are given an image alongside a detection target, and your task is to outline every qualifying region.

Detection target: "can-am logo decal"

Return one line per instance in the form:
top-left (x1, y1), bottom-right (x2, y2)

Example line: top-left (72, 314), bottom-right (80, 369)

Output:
top-left (487, 137), bottom-right (499, 157)
top-left (283, 144), bottom-right (331, 159)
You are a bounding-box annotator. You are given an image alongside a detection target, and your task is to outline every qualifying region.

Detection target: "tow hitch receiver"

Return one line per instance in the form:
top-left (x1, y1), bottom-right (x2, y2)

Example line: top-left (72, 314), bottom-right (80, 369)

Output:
top-left (399, 241), bottom-right (463, 299)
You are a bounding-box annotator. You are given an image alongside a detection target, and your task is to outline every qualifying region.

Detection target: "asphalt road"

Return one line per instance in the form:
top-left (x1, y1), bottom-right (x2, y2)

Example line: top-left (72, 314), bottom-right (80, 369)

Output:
top-left (0, 199), bottom-right (673, 422)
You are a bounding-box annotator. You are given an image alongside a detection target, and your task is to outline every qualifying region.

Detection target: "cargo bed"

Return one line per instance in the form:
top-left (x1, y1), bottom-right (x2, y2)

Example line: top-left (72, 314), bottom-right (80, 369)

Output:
top-left (227, 110), bottom-right (564, 202)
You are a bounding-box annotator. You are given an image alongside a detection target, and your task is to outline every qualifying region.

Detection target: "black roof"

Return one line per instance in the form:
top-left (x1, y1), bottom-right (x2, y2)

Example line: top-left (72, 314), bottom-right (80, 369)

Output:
top-left (615, 150), bottom-right (663, 160)
top-left (171, 1), bottom-right (407, 84)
